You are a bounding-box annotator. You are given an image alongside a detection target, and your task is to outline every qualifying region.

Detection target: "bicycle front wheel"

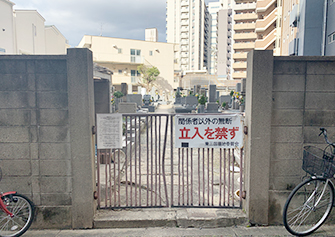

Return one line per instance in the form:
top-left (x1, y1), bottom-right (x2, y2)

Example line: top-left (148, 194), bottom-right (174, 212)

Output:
top-left (0, 193), bottom-right (34, 237)
top-left (283, 177), bottom-right (334, 236)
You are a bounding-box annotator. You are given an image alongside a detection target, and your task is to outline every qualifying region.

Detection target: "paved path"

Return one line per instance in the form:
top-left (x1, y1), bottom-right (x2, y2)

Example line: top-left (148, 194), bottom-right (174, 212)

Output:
top-left (23, 224), bottom-right (335, 236)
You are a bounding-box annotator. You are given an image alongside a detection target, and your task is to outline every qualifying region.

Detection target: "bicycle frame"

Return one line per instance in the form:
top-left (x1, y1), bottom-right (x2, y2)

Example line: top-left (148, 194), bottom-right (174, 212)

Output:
top-left (310, 176), bottom-right (335, 207)
top-left (0, 191), bottom-right (16, 217)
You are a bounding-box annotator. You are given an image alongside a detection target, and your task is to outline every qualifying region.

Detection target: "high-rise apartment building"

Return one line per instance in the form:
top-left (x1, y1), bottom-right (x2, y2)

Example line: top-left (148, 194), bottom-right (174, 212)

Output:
top-left (232, 0), bottom-right (257, 80)
top-left (166, 0), bottom-right (211, 72)
top-left (208, 1), bottom-right (223, 75)
top-left (217, 8), bottom-right (233, 79)
top-left (254, 0), bottom-right (281, 55)
top-left (208, 0), bottom-right (232, 76)
top-left (284, 0), bottom-right (335, 56)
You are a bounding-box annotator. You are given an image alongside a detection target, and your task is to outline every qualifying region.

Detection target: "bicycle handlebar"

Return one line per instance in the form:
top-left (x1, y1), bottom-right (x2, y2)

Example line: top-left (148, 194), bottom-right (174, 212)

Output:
top-left (319, 127), bottom-right (334, 146)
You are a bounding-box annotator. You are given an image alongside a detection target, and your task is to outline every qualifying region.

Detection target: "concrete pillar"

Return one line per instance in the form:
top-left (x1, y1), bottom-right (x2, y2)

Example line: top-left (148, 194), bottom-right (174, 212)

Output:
top-left (244, 50), bottom-right (273, 225)
top-left (67, 48), bottom-right (96, 228)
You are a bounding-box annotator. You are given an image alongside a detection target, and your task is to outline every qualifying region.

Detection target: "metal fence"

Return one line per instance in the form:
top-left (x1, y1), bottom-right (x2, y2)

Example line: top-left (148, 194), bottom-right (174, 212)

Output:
top-left (96, 114), bottom-right (243, 209)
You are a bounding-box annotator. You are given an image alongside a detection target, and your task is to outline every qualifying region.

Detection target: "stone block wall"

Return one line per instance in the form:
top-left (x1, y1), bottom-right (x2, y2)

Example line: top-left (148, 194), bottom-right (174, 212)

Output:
top-left (0, 49), bottom-right (96, 229)
top-left (244, 50), bottom-right (335, 225)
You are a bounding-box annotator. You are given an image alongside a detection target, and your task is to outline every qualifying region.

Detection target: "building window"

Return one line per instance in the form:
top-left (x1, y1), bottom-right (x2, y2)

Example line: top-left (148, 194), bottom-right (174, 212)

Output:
top-left (130, 49), bottom-right (141, 63)
top-left (328, 32), bottom-right (335, 44)
top-left (118, 69), bottom-right (122, 74)
top-left (118, 48), bottom-right (122, 54)
top-left (149, 50), bottom-right (153, 56)
top-left (131, 70), bottom-right (140, 83)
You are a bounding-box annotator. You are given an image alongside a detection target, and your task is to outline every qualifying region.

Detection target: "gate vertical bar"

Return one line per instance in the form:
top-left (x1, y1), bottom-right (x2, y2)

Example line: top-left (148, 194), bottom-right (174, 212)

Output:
top-left (150, 116), bottom-right (153, 206)
top-left (130, 116), bottom-right (133, 206)
top-left (97, 149), bottom-right (101, 208)
top-left (139, 116), bottom-right (142, 206)
top-left (207, 148), bottom-right (209, 206)
top-left (108, 149), bottom-right (112, 207)
top-left (125, 116), bottom-right (128, 206)
top-left (186, 148), bottom-right (189, 205)
top-left (191, 148), bottom-right (193, 206)
top-left (211, 148), bottom-right (214, 206)
top-left (134, 116), bottom-right (138, 206)
top-left (104, 150), bottom-right (108, 207)
top-left (198, 148), bottom-right (200, 206)
top-left (170, 115), bottom-right (173, 207)
top-left (182, 149), bottom-right (185, 205)
top-left (161, 115), bottom-right (170, 207)
top-left (113, 149), bottom-right (116, 207)
top-left (239, 148), bottom-right (243, 207)
top-left (154, 116), bottom-right (158, 206)
top-left (146, 116), bottom-right (149, 206)
top-left (232, 148), bottom-right (235, 207)
top-left (202, 148), bottom-right (205, 206)
top-left (219, 148), bottom-right (222, 206)
top-left (159, 116), bottom-right (162, 206)
top-left (178, 148), bottom-right (180, 205)
top-left (118, 148), bottom-right (121, 206)
top-left (224, 148), bottom-right (226, 206)
top-left (228, 149), bottom-right (231, 206)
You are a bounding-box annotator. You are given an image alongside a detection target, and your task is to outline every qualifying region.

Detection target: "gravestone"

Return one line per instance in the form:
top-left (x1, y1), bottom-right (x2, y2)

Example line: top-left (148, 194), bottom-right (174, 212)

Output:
top-left (127, 94), bottom-right (142, 107)
top-left (209, 85), bottom-right (216, 102)
top-left (185, 96), bottom-right (198, 107)
top-left (194, 85), bottom-right (201, 95)
top-left (175, 87), bottom-right (182, 104)
top-left (142, 94), bottom-right (151, 108)
top-left (207, 84), bottom-right (218, 113)
top-left (236, 83), bottom-right (241, 92)
top-left (118, 102), bottom-right (137, 113)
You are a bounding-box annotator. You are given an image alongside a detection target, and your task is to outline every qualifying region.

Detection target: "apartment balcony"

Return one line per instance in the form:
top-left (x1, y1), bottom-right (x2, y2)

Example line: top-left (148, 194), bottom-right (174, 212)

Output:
top-left (234, 13), bottom-right (258, 21)
top-left (181, 52), bottom-right (189, 58)
top-left (181, 46), bottom-right (189, 52)
top-left (181, 7), bottom-right (189, 13)
top-left (232, 71), bottom-right (247, 79)
top-left (181, 42), bottom-right (189, 47)
top-left (181, 27), bottom-right (189, 32)
top-left (233, 62), bottom-right (247, 69)
top-left (227, 38), bottom-right (232, 45)
top-left (181, 20), bottom-right (188, 26)
top-left (255, 8), bottom-right (277, 32)
top-left (181, 13), bottom-right (189, 19)
top-left (181, 33), bottom-right (189, 39)
top-left (234, 2), bottom-right (256, 11)
top-left (233, 52), bottom-right (248, 59)
top-left (256, 0), bottom-right (276, 13)
top-left (234, 23), bottom-right (256, 31)
top-left (255, 28), bottom-right (276, 50)
top-left (181, 0), bottom-right (189, 7)
top-left (233, 42), bottom-right (255, 50)
top-left (181, 59), bottom-right (189, 65)
top-left (233, 32), bottom-right (257, 40)
top-left (227, 31), bottom-right (232, 38)
top-left (227, 24), bottom-right (232, 31)
top-left (227, 45), bottom-right (232, 52)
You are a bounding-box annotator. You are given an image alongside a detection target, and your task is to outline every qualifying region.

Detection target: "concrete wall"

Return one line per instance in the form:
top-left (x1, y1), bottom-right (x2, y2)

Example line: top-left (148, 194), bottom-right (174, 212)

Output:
top-left (244, 50), bottom-right (335, 225)
top-left (0, 48), bottom-right (96, 229)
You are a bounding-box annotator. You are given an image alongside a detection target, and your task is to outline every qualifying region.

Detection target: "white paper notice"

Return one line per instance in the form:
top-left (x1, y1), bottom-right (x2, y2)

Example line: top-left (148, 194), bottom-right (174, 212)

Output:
top-left (97, 114), bottom-right (122, 149)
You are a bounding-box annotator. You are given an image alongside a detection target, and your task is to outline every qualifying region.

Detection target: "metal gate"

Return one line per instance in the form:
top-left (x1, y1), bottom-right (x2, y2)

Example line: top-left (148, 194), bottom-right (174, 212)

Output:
top-left (96, 113), bottom-right (244, 209)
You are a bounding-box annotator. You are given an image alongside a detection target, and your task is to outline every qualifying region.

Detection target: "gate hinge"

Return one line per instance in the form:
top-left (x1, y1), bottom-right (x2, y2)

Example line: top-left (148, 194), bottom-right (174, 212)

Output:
top-left (244, 126), bottom-right (248, 135)
top-left (92, 126), bottom-right (96, 135)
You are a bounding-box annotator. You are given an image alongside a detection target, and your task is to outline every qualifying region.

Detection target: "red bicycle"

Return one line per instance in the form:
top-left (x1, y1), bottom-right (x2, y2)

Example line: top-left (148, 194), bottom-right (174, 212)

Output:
top-left (0, 171), bottom-right (34, 237)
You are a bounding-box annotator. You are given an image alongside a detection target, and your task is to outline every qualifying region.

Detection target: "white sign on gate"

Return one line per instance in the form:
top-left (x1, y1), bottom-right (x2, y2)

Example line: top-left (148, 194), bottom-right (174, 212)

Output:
top-left (97, 113), bottom-right (122, 149)
top-left (175, 114), bottom-right (243, 149)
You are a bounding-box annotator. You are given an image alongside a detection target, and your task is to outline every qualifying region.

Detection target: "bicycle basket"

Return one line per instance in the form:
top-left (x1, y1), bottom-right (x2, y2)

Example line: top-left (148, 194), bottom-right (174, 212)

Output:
top-left (303, 146), bottom-right (335, 178)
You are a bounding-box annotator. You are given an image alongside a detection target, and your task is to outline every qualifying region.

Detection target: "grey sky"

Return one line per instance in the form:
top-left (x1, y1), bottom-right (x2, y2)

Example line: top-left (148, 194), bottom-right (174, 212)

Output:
top-left (13, 0), bottom-right (218, 47)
